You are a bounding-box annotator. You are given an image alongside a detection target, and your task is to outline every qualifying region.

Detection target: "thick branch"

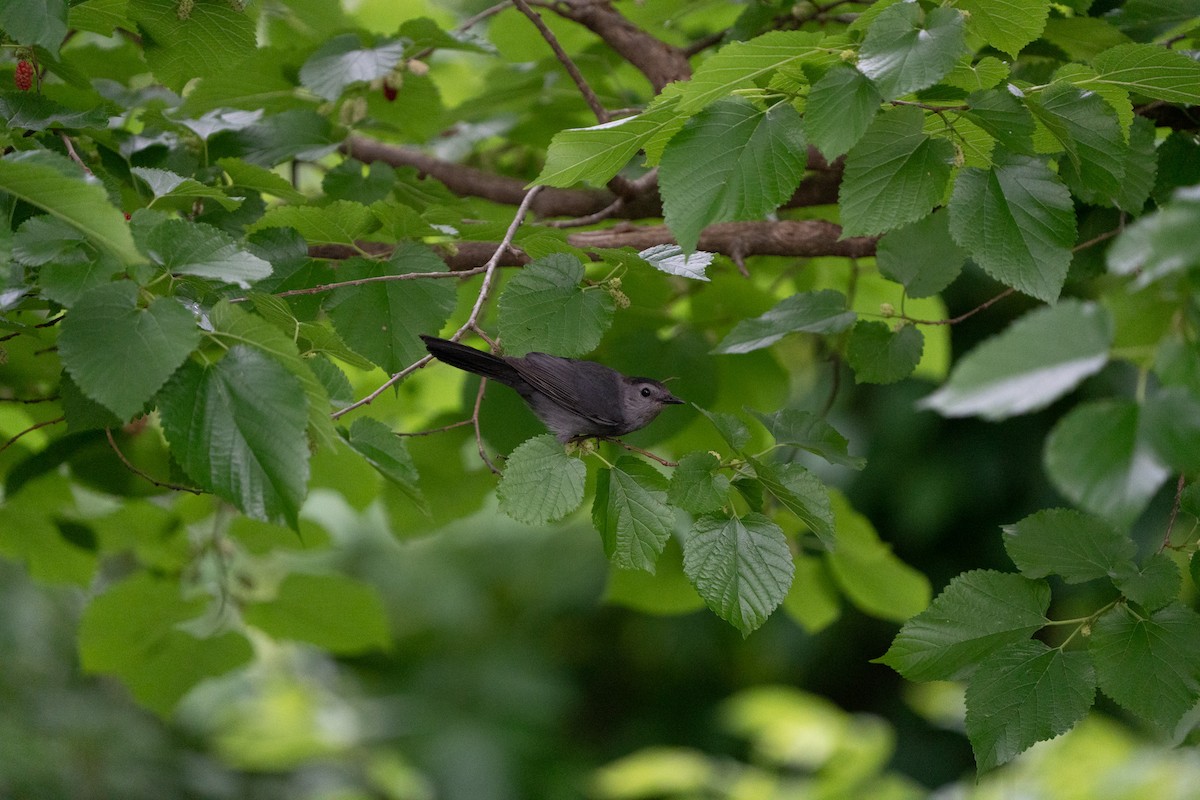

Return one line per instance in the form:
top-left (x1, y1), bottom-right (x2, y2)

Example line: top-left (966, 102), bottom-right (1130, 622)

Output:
top-left (343, 136), bottom-right (841, 220)
top-left (568, 220), bottom-right (877, 259)
top-left (550, 0), bottom-right (691, 91)
top-left (308, 220), bottom-right (876, 267)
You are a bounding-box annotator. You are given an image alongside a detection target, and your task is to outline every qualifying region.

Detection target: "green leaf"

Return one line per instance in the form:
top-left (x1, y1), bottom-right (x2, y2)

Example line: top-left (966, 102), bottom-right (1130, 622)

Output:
top-left (1091, 43), bottom-right (1200, 104)
top-left (327, 245), bottom-right (457, 374)
top-left (747, 457), bottom-right (835, 548)
top-left (250, 199), bottom-right (379, 246)
top-left (593, 457), bottom-right (675, 572)
top-left (749, 407), bottom-right (865, 470)
top-left (858, 4), bottom-right (966, 99)
top-left (1042, 16), bottom-right (1131, 62)
top-left (804, 65), bottom-right (881, 159)
top-left (141, 218), bottom-right (271, 288)
top-left (58, 281), bottom-right (200, 420)
top-left (243, 573), bottom-right (390, 654)
top-left (69, 0), bottom-right (135, 36)
top-left (826, 491), bottom-right (931, 622)
top-left (1090, 603), bottom-right (1200, 732)
top-left (1107, 192), bottom-right (1200, 287)
top-left (497, 254), bottom-right (614, 357)
top-left (1113, 115), bottom-right (1158, 214)
top-left (1026, 83), bottom-right (1126, 202)
top-left (839, 106), bottom-right (955, 237)
top-left (0, 0), bottom-right (67, 55)
top-left (208, 302), bottom-right (338, 449)
top-left (947, 151), bottom-right (1076, 302)
top-left (158, 345), bottom-right (310, 528)
top-left (638, 244), bottom-right (713, 281)
top-left (846, 321), bottom-right (924, 385)
top-left (1139, 386), bottom-right (1200, 474)
top-left (963, 87), bottom-right (1036, 156)
top-left (668, 451), bottom-right (731, 514)
top-left (216, 157), bottom-right (306, 203)
top-left (299, 33), bottom-right (406, 101)
top-left (604, 537), bottom-right (705, 616)
top-left (1044, 400), bottom-right (1168, 530)
top-left (497, 434), bottom-right (586, 525)
top-left (660, 98), bottom-right (807, 254)
top-left (783, 553), bottom-right (841, 633)
top-left (1002, 508), bottom-right (1136, 584)
top-left (877, 570), bottom-right (1050, 682)
top-left (341, 417), bottom-right (426, 513)
top-left (237, 109), bottom-right (340, 167)
top-left (130, 0), bottom-right (255, 92)
top-left (672, 30), bottom-right (827, 114)
top-left (0, 150), bottom-right (142, 265)
top-left (712, 289), bottom-right (855, 354)
top-left (536, 98), bottom-right (683, 188)
top-left (682, 512), bottom-right (794, 635)
top-left (180, 47), bottom-right (297, 115)
top-left (965, 641), bottom-right (1095, 774)
top-left (944, 56), bottom-right (1010, 92)
top-left (14, 213), bottom-right (88, 266)
top-left (957, 0), bottom-right (1050, 58)
top-left (1116, 553), bottom-right (1181, 611)
top-left (875, 209), bottom-right (966, 299)
top-left (78, 573), bottom-right (252, 715)
top-left (0, 93), bottom-right (110, 132)
top-left (697, 406), bottom-right (751, 452)
top-left (920, 300), bottom-right (1112, 420)
top-left (131, 167), bottom-right (242, 213)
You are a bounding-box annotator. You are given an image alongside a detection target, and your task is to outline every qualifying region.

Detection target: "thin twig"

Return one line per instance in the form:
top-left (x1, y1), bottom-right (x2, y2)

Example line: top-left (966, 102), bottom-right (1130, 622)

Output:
top-left (331, 186), bottom-right (543, 419)
top-left (905, 288), bottom-right (1015, 326)
top-left (0, 417), bottom-right (64, 454)
top-left (473, 377), bottom-right (502, 474)
top-left (1161, 473), bottom-right (1187, 552)
top-left (395, 418), bottom-right (474, 437)
top-left (513, 0), bottom-right (609, 123)
top-left (105, 428), bottom-right (204, 494)
top-left (544, 196), bottom-right (626, 228)
top-left (253, 264), bottom-right (489, 301)
top-left (0, 394), bottom-right (59, 404)
top-left (1072, 226), bottom-right (1122, 252)
top-left (60, 132), bottom-right (93, 176)
top-left (602, 437), bottom-right (677, 467)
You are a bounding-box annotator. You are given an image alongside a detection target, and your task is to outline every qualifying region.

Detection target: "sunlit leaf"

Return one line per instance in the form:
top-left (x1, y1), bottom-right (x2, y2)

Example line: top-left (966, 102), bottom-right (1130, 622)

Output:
top-left (921, 301), bottom-right (1111, 420)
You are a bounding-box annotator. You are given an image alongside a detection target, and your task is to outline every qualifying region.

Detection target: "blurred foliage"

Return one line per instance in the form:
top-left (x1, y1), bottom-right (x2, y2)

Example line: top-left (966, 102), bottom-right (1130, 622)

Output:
top-left (3, 0), bottom-right (1200, 796)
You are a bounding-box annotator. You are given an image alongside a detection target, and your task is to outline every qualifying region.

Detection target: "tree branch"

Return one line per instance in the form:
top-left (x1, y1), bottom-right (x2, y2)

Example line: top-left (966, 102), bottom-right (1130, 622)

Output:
top-left (548, 0), bottom-right (691, 91)
top-left (568, 219), bottom-right (877, 259)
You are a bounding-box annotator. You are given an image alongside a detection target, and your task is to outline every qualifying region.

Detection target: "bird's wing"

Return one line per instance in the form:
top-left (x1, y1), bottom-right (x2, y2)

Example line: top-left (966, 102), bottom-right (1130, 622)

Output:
top-left (510, 353), bottom-right (623, 426)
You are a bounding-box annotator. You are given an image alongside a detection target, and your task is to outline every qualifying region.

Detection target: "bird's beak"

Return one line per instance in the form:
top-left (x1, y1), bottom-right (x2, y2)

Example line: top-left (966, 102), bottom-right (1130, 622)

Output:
top-left (663, 392), bottom-right (684, 405)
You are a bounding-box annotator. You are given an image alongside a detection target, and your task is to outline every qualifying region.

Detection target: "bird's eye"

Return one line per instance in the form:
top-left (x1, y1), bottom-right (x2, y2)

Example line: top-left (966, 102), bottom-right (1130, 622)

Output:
top-left (640, 387), bottom-right (652, 398)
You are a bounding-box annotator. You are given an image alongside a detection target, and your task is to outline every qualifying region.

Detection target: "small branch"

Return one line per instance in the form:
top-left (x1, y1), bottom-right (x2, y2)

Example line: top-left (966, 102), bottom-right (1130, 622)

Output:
top-left (543, 196), bottom-right (626, 228)
top-left (1073, 226), bottom-right (1122, 252)
top-left (0, 394), bottom-right (59, 404)
top-left (1161, 473), bottom-right (1188, 552)
top-left (105, 428), bottom-right (203, 494)
top-left (472, 378), bottom-right (502, 474)
top-left (395, 418), bottom-right (474, 437)
top-left (330, 186), bottom-right (544, 419)
top-left (0, 416), bottom-right (64, 455)
top-left (905, 287), bottom-right (1015, 326)
top-left (60, 132), bottom-right (93, 176)
top-left (602, 437), bottom-right (677, 467)
top-left (462, 185), bottom-right (544, 333)
top-left (263, 265), bottom-right (488, 300)
top-left (513, 0), bottom-right (609, 123)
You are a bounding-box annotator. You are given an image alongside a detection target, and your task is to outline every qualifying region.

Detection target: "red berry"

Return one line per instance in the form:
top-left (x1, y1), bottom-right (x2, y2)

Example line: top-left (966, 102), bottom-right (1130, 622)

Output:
top-left (383, 83), bottom-right (398, 102)
top-left (14, 60), bottom-right (34, 92)
top-left (124, 212), bottom-right (132, 221)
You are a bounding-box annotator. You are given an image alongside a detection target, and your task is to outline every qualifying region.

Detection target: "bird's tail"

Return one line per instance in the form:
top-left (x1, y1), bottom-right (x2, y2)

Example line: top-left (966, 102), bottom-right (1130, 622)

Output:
top-left (420, 335), bottom-right (520, 386)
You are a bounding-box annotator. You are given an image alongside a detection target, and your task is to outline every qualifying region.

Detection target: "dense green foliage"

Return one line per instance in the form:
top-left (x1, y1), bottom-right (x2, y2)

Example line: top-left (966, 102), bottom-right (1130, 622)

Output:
top-left (2, 0), bottom-right (1200, 793)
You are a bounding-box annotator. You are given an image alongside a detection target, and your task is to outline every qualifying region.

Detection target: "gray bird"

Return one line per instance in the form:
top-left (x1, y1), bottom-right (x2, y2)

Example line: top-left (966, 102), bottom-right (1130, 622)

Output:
top-left (420, 335), bottom-right (683, 442)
